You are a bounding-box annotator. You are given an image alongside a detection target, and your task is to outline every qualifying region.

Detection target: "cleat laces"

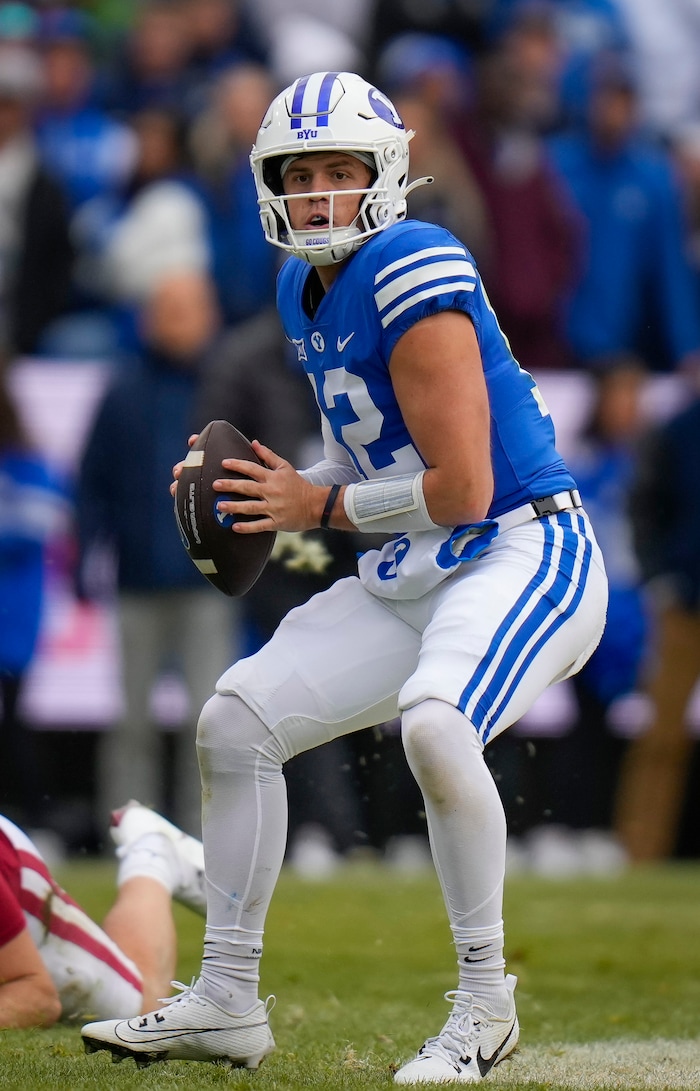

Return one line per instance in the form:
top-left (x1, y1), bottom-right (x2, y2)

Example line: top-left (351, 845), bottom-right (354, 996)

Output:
top-left (418, 991), bottom-right (493, 1071)
top-left (156, 978), bottom-right (205, 1008)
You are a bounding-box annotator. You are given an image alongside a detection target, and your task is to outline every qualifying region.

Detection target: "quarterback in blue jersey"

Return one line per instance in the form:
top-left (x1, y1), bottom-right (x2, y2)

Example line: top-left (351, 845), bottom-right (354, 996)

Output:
top-left (83, 72), bottom-right (608, 1082)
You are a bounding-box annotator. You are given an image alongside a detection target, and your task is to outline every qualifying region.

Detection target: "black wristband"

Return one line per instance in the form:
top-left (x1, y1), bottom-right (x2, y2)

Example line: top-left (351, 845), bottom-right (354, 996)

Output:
top-left (320, 484), bottom-right (341, 529)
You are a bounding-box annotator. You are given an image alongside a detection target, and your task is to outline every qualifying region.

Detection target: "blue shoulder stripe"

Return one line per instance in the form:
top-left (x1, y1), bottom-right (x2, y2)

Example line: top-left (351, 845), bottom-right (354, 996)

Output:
top-left (373, 246), bottom-right (477, 328)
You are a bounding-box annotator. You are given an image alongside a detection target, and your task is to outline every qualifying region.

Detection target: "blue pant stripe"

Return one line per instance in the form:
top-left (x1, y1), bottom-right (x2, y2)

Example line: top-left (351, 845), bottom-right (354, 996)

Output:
top-left (457, 521), bottom-right (556, 716)
top-left (482, 517), bottom-right (593, 741)
top-left (458, 513), bottom-right (591, 739)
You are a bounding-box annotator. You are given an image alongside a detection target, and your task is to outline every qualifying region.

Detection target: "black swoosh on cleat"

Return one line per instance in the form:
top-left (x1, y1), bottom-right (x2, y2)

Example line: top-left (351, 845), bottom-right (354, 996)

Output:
top-left (476, 1019), bottom-right (518, 1078)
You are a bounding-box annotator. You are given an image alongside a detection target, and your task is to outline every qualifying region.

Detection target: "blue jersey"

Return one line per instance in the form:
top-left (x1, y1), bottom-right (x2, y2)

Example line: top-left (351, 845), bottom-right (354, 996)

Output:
top-left (277, 220), bottom-right (576, 520)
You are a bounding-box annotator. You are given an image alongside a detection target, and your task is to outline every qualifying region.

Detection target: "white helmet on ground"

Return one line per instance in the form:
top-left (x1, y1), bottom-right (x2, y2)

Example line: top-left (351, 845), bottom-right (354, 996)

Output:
top-left (250, 71), bottom-right (428, 267)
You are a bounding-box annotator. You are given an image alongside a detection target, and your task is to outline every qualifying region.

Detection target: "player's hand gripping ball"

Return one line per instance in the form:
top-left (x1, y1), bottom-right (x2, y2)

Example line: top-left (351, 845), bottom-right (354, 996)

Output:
top-left (174, 420), bottom-right (276, 596)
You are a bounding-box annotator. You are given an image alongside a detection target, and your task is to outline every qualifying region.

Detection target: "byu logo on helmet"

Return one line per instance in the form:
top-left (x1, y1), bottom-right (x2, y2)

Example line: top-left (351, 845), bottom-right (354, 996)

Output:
top-left (368, 88), bottom-right (405, 130)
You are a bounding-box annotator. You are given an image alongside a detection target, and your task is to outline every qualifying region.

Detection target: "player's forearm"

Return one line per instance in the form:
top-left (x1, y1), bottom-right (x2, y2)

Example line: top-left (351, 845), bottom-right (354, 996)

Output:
top-left (320, 467), bottom-right (493, 534)
top-left (0, 978), bottom-right (62, 1029)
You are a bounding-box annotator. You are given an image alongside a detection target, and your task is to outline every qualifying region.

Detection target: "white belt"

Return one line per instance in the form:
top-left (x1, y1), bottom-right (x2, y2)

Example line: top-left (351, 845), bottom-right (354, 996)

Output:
top-left (495, 489), bottom-right (582, 533)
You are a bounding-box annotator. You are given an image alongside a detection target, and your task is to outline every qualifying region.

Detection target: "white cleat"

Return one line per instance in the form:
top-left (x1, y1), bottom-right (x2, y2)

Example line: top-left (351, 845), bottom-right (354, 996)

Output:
top-left (394, 975), bottom-right (519, 1084)
top-left (82, 982), bottom-right (275, 1069)
top-left (110, 800), bottom-right (206, 915)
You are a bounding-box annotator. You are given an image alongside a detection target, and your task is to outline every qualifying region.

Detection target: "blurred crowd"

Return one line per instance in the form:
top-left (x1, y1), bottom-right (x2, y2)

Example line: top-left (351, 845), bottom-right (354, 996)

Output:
top-left (1, 0), bottom-right (700, 875)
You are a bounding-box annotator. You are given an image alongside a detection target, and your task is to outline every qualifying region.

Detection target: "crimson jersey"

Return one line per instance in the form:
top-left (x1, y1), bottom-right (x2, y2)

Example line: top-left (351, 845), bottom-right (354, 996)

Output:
top-left (0, 830), bottom-right (25, 945)
top-left (0, 817), bottom-right (143, 1021)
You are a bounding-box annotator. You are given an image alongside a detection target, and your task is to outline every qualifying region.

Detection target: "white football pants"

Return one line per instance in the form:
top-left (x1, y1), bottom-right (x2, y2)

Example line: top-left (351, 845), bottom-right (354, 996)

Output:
top-left (195, 511), bottom-right (607, 1007)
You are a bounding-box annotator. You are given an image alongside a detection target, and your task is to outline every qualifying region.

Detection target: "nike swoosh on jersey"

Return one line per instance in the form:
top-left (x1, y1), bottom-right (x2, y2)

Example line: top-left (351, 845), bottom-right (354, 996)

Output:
top-left (337, 332), bottom-right (355, 351)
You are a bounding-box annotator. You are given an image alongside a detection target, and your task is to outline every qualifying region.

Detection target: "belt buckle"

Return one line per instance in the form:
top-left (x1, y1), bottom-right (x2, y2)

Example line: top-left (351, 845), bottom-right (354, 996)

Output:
top-left (531, 495), bottom-right (562, 517)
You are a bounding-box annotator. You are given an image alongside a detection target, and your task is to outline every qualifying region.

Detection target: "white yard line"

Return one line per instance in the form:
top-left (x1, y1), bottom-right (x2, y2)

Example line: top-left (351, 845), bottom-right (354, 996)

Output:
top-left (494, 1038), bottom-right (700, 1089)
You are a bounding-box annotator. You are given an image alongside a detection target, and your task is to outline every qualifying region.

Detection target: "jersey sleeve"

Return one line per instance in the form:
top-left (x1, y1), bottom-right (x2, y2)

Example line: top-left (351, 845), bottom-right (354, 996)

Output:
top-left (371, 222), bottom-right (480, 360)
top-left (297, 415), bottom-right (363, 486)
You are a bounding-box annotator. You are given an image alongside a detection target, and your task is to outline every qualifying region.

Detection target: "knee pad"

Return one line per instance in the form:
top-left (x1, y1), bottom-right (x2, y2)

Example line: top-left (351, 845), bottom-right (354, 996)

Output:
top-left (402, 699), bottom-right (484, 803)
top-left (196, 692), bottom-right (286, 774)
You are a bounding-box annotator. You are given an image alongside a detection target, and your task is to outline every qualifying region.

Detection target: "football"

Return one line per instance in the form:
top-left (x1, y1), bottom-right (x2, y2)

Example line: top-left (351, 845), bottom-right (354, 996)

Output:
top-left (174, 420), bottom-right (276, 596)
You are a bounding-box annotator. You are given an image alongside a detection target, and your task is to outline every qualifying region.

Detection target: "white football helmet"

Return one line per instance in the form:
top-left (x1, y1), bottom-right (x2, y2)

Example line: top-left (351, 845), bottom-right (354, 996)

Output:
top-left (250, 71), bottom-right (428, 266)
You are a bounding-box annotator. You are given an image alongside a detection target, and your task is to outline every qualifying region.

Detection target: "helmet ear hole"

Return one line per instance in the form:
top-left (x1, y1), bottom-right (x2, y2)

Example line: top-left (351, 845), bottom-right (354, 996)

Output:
top-left (263, 157), bottom-right (286, 196)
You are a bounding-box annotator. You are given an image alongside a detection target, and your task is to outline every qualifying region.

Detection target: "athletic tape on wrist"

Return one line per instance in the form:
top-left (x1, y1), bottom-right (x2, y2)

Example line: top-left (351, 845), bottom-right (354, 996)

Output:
top-left (344, 471), bottom-right (441, 533)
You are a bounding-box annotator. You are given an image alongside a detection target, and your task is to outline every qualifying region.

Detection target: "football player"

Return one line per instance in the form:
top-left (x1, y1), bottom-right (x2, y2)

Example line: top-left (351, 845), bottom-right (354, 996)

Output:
top-left (0, 803), bottom-right (204, 1027)
top-left (83, 72), bottom-right (608, 1082)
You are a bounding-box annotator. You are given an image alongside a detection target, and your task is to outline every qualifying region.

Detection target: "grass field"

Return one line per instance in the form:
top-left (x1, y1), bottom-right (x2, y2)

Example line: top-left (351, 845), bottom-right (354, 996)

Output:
top-left (1, 858), bottom-right (699, 1090)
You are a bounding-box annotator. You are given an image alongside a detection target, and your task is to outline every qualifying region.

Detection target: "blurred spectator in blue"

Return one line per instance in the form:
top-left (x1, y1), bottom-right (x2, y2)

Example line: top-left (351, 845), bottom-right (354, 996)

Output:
top-left (547, 53), bottom-right (700, 373)
top-left (0, 43), bottom-right (73, 356)
top-left (71, 105), bottom-right (211, 355)
top-left (33, 8), bottom-right (136, 213)
top-left (376, 30), bottom-right (474, 117)
top-left (542, 357), bottom-right (649, 859)
top-left (183, 0), bottom-right (267, 108)
top-left (374, 33), bottom-right (491, 261)
top-left (75, 269), bottom-right (237, 840)
top-left (365, 0), bottom-right (492, 76)
top-left (671, 122), bottom-right (700, 306)
top-left (488, 0), bottom-right (631, 130)
top-left (99, 0), bottom-right (195, 119)
top-left (28, 7), bottom-right (138, 360)
top-left (615, 379), bottom-right (700, 862)
top-left (450, 38), bottom-right (581, 371)
top-left (0, 366), bottom-right (67, 828)
top-left (488, 2), bottom-right (565, 134)
top-left (189, 62), bottom-right (277, 326)
top-left (569, 357), bottom-right (650, 708)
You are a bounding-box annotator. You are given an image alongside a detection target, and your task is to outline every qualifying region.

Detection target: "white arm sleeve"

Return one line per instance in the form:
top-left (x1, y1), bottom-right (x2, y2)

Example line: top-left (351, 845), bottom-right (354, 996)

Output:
top-left (298, 459), bottom-right (364, 486)
top-left (298, 416), bottom-right (362, 486)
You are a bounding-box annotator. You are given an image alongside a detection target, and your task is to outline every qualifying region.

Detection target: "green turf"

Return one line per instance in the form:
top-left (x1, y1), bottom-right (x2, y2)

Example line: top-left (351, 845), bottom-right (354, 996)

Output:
top-left (1, 859), bottom-right (698, 1090)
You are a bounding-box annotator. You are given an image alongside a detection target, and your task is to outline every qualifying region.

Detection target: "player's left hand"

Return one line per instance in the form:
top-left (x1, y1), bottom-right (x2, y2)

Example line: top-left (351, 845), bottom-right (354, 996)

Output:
top-left (213, 440), bottom-right (324, 533)
top-left (170, 433), bottom-right (200, 497)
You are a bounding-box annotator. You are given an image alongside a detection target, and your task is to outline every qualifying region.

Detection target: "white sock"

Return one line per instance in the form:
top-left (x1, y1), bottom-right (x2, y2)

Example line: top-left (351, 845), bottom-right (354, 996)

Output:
top-left (196, 926), bottom-right (264, 1012)
top-left (454, 922), bottom-right (510, 1014)
top-left (116, 831), bottom-right (178, 894)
